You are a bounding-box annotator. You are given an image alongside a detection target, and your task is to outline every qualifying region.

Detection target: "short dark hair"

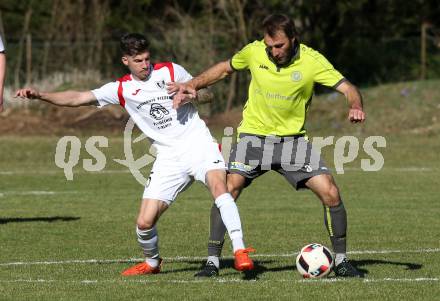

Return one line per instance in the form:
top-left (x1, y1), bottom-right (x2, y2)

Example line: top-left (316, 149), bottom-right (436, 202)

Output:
top-left (120, 33), bottom-right (150, 56)
top-left (262, 14), bottom-right (298, 39)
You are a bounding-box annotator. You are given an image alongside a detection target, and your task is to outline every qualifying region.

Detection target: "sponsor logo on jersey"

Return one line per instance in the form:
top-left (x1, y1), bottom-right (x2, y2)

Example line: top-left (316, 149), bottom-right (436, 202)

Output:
top-left (259, 64), bottom-right (269, 70)
top-left (156, 95), bottom-right (172, 101)
top-left (137, 96), bottom-right (172, 110)
top-left (132, 89), bottom-right (141, 96)
top-left (137, 98), bottom-right (155, 109)
top-left (150, 103), bottom-right (169, 120)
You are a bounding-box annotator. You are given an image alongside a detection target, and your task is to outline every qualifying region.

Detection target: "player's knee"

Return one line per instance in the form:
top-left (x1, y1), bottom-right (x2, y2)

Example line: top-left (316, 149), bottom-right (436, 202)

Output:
top-left (227, 182), bottom-right (240, 199)
top-left (137, 218), bottom-right (156, 230)
top-left (227, 175), bottom-right (245, 199)
top-left (321, 184), bottom-right (341, 207)
top-left (211, 181), bottom-right (228, 198)
top-left (206, 171), bottom-right (228, 198)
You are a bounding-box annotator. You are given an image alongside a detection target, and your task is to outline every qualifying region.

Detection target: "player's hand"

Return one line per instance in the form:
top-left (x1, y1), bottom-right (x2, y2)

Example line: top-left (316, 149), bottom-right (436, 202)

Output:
top-left (348, 107), bottom-right (365, 123)
top-left (14, 88), bottom-right (41, 99)
top-left (166, 81), bottom-right (181, 94)
top-left (169, 83), bottom-right (197, 109)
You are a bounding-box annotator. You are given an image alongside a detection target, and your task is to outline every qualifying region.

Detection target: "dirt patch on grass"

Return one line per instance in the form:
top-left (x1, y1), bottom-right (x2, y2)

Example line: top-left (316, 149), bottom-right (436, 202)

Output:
top-left (0, 104), bottom-right (243, 136)
top-left (0, 104), bottom-right (129, 135)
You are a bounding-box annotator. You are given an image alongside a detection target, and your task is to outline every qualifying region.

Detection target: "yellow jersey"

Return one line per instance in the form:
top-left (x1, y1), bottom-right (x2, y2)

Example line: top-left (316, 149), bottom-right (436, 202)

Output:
top-left (231, 40), bottom-right (345, 136)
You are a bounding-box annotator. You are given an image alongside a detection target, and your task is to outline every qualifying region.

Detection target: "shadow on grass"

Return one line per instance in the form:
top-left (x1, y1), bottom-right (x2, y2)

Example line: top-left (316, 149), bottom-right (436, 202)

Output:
top-left (219, 258), bottom-right (422, 280)
top-left (0, 216), bottom-right (80, 224)
top-left (155, 259), bottom-right (278, 276)
top-left (116, 258), bottom-right (422, 278)
top-left (350, 259), bottom-right (422, 276)
top-left (220, 259), bottom-right (294, 280)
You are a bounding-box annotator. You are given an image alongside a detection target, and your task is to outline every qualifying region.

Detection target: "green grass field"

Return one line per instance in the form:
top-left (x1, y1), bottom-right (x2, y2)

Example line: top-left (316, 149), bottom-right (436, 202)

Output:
top-left (0, 132), bottom-right (439, 300)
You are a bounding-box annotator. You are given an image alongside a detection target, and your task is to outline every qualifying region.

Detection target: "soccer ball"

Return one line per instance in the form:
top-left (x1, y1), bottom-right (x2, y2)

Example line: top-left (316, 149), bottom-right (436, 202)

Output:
top-left (296, 243), bottom-right (334, 278)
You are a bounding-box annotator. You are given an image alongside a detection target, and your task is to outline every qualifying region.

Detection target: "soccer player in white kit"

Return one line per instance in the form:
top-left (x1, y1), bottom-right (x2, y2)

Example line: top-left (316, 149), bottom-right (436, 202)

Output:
top-left (15, 33), bottom-right (254, 276)
top-left (0, 34), bottom-right (6, 112)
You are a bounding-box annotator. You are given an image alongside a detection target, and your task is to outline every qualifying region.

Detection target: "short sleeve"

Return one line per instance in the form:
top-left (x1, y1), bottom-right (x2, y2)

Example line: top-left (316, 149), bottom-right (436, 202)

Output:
top-left (0, 36), bottom-right (5, 52)
top-left (312, 51), bottom-right (345, 88)
top-left (230, 43), bottom-right (253, 71)
top-left (172, 63), bottom-right (193, 83)
top-left (91, 81), bottom-right (119, 107)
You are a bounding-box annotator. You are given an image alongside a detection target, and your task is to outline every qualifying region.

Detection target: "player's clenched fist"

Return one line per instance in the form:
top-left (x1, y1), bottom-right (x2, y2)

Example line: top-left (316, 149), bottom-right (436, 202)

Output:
top-left (14, 88), bottom-right (41, 99)
top-left (348, 107), bottom-right (366, 123)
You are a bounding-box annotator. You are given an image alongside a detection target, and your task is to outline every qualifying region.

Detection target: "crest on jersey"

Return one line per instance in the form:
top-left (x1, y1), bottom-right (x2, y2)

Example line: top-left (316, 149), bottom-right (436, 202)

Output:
top-left (150, 103), bottom-right (169, 120)
top-left (155, 80), bottom-right (166, 89)
top-left (291, 71), bottom-right (302, 82)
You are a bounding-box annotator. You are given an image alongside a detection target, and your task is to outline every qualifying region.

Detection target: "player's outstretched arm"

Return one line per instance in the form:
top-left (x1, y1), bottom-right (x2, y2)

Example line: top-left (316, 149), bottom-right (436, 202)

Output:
top-left (14, 88), bottom-right (98, 107)
top-left (188, 60), bottom-right (234, 90)
top-left (170, 60), bottom-right (234, 109)
top-left (335, 81), bottom-right (366, 123)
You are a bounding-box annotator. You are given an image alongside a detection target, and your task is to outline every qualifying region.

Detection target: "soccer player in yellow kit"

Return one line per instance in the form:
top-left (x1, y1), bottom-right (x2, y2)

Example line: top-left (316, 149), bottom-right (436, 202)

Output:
top-left (170, 14), bottom-right (365, 277)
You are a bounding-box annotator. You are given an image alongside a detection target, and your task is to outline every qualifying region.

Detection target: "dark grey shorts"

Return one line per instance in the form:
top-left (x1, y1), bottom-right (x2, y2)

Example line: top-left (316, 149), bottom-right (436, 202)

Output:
top-left (228, 133), bottom-right (331, 190)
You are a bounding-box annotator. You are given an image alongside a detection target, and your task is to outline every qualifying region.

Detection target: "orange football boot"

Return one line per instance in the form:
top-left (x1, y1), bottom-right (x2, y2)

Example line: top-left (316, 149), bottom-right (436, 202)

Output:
top-left (121, 259), bottom-right (162, 276)
top-left (234, 248), bottom-right (255, 271)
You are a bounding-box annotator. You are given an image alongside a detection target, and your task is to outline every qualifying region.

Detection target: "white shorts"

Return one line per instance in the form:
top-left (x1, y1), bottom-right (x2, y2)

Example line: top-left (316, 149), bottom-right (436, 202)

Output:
top-left (142, 136), bottom-right (226, 205)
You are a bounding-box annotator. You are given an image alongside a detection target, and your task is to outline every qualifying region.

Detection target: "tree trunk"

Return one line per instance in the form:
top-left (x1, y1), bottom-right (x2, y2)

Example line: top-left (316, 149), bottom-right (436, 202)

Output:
top-left (0, 11), bottom-right (5, 43)
top-left (233, 0), bottom-right (248, 44)
top-left (25, 33), bottom-right (32, 85)
top-left (224, 0), bottom-right (247, 112)
top-left (14, 7), bottom-right (32, 89)
top-left (42, 0), bottom-right (60, 77)
top-left (205, 0), bottom-right (216, 116)
top-left (90, 0), bottom-right (109, 68)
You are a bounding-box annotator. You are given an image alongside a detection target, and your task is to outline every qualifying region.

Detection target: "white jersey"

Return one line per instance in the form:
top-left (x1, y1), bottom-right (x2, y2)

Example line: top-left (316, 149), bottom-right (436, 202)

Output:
top-left (92, 62), bottom-right (211, 151)
top-left (0, 35), bottom-right (4, 52)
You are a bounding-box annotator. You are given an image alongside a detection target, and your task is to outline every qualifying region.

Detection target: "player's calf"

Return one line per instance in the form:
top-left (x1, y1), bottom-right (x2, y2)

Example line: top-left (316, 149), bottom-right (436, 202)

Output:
top-left (121, 226), bottom-right (161, 275)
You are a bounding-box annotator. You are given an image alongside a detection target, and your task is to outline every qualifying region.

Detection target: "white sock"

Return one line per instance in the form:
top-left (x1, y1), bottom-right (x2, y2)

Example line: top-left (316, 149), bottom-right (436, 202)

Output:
top-left (232, 238), bottom-right (245, 252)
top-left (136, 226), bottom-right (160, 267)
top-left (335, 253), bottom-right (347, 266)
top-left (207, 256), bottom-right (220, 268)
top-left (214, 193), bottom-right (245, 253)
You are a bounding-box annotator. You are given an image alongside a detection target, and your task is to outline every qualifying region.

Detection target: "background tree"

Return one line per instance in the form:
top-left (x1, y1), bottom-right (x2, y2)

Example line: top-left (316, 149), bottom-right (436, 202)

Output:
top-left (0, 0), bottom-right (439, 113)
